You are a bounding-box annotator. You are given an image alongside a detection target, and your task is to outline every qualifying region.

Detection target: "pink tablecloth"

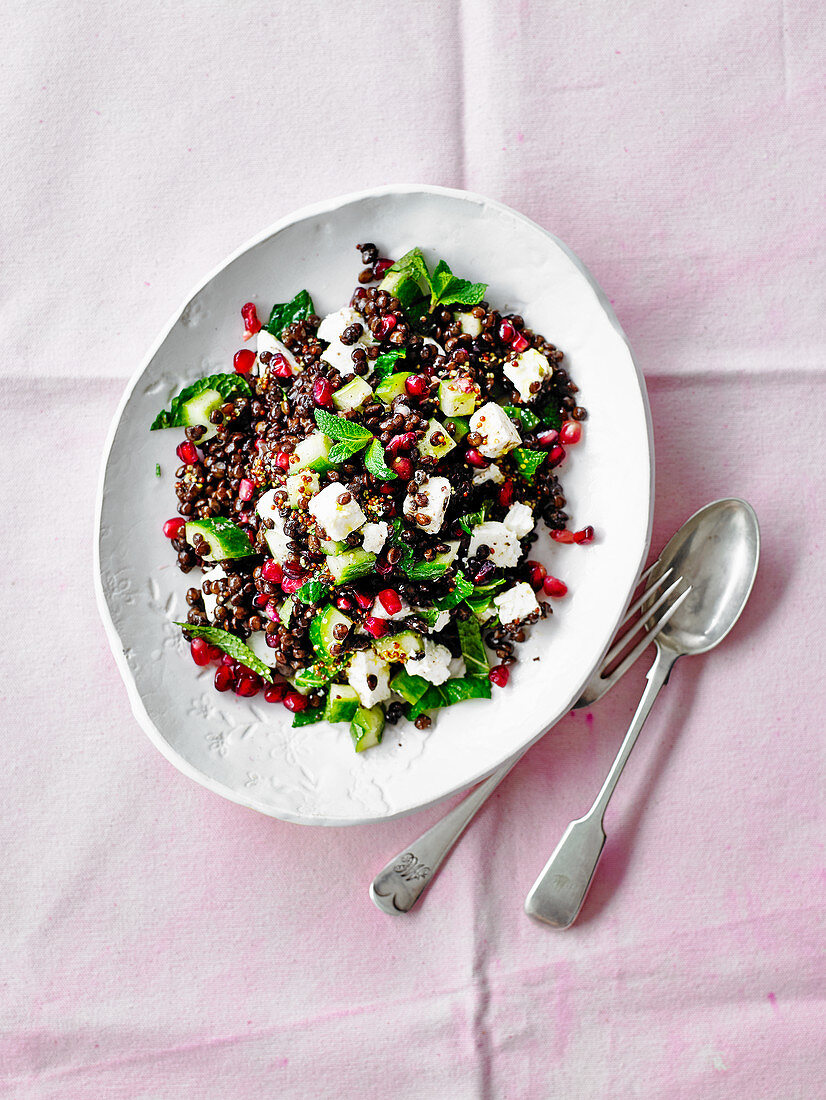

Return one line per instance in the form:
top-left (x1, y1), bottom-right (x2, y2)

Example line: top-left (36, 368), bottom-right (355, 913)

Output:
top-left (1, 2), bottom-right (823, 1097)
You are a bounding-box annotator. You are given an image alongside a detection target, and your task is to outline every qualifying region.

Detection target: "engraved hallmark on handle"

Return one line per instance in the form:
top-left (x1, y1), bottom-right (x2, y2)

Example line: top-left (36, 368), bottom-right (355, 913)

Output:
top-left (393, 853), bottom-right (432, 882)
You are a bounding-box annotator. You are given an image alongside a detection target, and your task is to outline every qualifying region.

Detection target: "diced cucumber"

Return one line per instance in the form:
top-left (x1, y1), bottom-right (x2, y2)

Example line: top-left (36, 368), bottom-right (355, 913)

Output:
top-left (320, 539), bottom-right (348, 555)
top-left (280, 596), bottom-right (295, 625)
top-left (324, 684), bottom-right (360, 724)
top-left (333, 376), bottom-right (373, 412)
top-left (373, 630), bottom-right (424, 664)
top-left (417, 418), bottom-right (456, 460)
top-left (326, 548), bottom-right (377, 585)
top-left (350, 704), bottom-right (385, 752)
top-left (375, 373), bottom-right (412, 404)
top-left (439, 377), bottom-right (478, 417)
top-left (432, 540), bottom-right (460, 568)
top-left (180, 388), bottom-right (223, 441)
top-left (290, 431), bottom-right (334, 473)
top-left (390, 668), bottom-right (430, 705)
top-left (377, 269), bottom-right (426, 308)
top-left (185, 517), bottom-right (255, 560)
top-left (443, 415), bottom-right (470, 441)
top-left (286, 469), bottom-right (319, 508)
top-left (309, 605), bottom-right (353, 658)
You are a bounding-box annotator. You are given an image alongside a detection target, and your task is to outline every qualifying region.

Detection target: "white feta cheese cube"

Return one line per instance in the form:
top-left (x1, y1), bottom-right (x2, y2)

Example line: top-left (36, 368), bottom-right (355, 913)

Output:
top-left (469, 402), bottom-right (522, 459)
top-left (503, 502), bottom-right (534, 538)
top-left (467, 521), bottom-right (522, 569)
top-left (503, 348), bottom-right (551, 403)
top-left (286, 469), bottom-right (319, 508)
top-left (200, 564), bottom-right (226, 621)
top-left (430, 609), bottom-right (450, 634)
top-left (246, 630), bottom-right (279, 668)
top-left (494, 581), bottom-right (540, 625)
top-left (320, 340), bottom-right (358, 377)
top-left (308, 481), bottom-right (366, 541)
top-left (422, 336), bottom-right (445, 357)
top-left (404, 639), bottom-right (453, 686)
top-left (257, 329), bottom-right (301, 375)
top-left (457, 311), bottom-right (483, 337)
top-left (361, 521), bottom-right (389, 554)
top-left (256, 488), bottom-right (292, 564)
top-left (403, 475), bottom-right (451, 535)
top-left (318, 307), bottom-right (376, 378)
top-left (472, 463), bottom-right (504, 486)
top-left (347, 650), bottom-right (392, 708)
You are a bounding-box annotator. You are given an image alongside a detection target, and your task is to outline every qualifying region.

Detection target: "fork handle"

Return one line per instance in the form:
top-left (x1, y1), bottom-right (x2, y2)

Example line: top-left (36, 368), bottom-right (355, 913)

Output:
top-left (524, 644), bottom-right (677, 927)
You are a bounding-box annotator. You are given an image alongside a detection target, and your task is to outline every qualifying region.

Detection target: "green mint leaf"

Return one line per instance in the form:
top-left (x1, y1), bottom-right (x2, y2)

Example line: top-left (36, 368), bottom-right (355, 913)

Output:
top-left (373, 349), bottom-right (407, 380)
top-left (441, 675), bottom-right (492, 705)
top-left (503, 405), bottom-right (541, 431)
top-left (175, 623), bottom-right (273, 683)
top-left (364, 439), bottom-right (397, 480)
top-left (264, 289), bottom-right (314, 338)
top-left (513, 447), bottom-right (548, 482)
top-left (294, 579), bottom-right (328, 605)
top-left (292, 703), bottom-right (326, 728)
top-left (389, 519), bottom-right (415, 574)
top-left (407, 684), bottom-right (449, 721)
top-left (434, 570), bottom-right (475, 610)
top-left (457, 616), bottom-right (489, 677)
top-left (537, 403), bottom-right (563, 431)
top-left (155, 463), bottom-right (161, 477)
top-left (328, 439), bottom-right (370, 464)
top-left (385, 247), bottom-right (430, 287)
top-left (458, 501), bottom-right (490, 534)
top-left (313, 408), bottom-right (373, 444)
top-left (389, 668), bottom-right (430, 705)
top-left (431, 259), bottom-right (455, 299)
top-left (150, 373), bottom-right (251, 430)
top-left (436, 278), bottom-right (487, 308)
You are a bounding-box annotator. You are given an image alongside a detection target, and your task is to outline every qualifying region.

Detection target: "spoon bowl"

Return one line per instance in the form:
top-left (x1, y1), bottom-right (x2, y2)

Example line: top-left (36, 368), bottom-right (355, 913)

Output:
top-left (650, 498), bottom-right (760, 657)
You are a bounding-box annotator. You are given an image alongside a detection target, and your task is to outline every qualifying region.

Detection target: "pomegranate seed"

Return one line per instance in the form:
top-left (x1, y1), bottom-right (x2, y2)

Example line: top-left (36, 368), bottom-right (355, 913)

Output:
top-left (241, 302), bottom-right (261, 336)
top-left (214, 665), bottom-right (233, 692)
top-left (207, 645), bottom-right (223, 661)
top-left (498, 480), bottom-right (515, 507)
top-left (176, 441), bottom-right (199, 465)
top-left (374, 258), bottom-right (393, 278)
top-left (489, 665), bottom-right (510, 687)
top-left (363, 616), bottom-right (388, 638)
top-left (313, 377), bottom-right (333, 406)
top-left (573, 526), bottom-right (594, 544)
top-left (378, 588), bottom-right (402, 615)
top-left (264, 632), bottom-right (279, 649)
top-left (284, 691), bottom-right (307, 713)
top-left (272, 353), bottom-right (293, 378)
top-left (264, 681), bottom-right (287, 703)
top-left (511, 332), bottom-right (529, 353)
top-left (376, 556), bottom-right (393, 575)
top-left (405, 374), bottom-right (428, 397)
top-left (163, 517), bottom-right (186, 539)
top-left (190, 637), bottom-right (211, 666)
top-left (536, 429), bottom-right (559, 449)
top-left (473, 561), bottom-right (496, 584)
top-left (235, 675), bottom-right (260, 698)
top-left (252, 593), bottom-right (269, 609)
top-left (392, 456), bottom-right (413, 479)
top-left (275, 451), bottom-right (291, 470)
top-left (233, 348), bottom-right (256, 375)
top-left (336, 596), bottom-right (354, 611)
top-left (499, 319), bottom-right (515, 344)
top-left (354, 591), bottom-right (374, 610)
top-left (465, 448), bottom-right (489, 469)
top-left (264, 600), bottom-right (281, 622)
top-left (375, 315), bottom-right (397, 339)
top-left (387, 432), bottom-right (417, 455)
top-left (560, 420), bottom-right (582, 445)
top-left (221, 653), bottom-right (236, 667)
top-left (551, 529), bottom-right (576, 544)
top-left (238, 478), bottom-right (255, 501)
top-left (547, 445), bottom-right (566, 468)
top-left (543, 575), bottom-right (568, 597)
top-left (261, 559), bottom-right (283, 583)
top-left (281, 575), bottom-right (305, 594)
top-left (527, 561), bottom-right (547, 590)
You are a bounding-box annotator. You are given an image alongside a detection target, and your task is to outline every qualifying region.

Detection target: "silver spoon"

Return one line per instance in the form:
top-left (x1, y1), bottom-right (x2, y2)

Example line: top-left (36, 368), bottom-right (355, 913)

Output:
top-left (524, 497), bottom-right (760, 928)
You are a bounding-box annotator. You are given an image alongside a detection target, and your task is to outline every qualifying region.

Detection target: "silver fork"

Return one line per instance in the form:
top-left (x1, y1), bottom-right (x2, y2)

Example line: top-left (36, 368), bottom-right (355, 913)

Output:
top-left (370, 562), bottom-right (690, 914)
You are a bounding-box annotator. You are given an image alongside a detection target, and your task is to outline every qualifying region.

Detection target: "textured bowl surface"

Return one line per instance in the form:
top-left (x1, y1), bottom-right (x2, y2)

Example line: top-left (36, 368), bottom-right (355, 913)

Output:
top-left (95, 185), bottom-right (653, 825)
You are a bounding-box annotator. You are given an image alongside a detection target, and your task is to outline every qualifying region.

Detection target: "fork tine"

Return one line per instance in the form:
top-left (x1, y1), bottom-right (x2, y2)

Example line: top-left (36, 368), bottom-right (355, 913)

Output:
top-left (599, 585), bottom-right (692, 687)
top-left (618, 565), bottom-right (673, 630)
top-left (601, 574), bottom-right (684, 670)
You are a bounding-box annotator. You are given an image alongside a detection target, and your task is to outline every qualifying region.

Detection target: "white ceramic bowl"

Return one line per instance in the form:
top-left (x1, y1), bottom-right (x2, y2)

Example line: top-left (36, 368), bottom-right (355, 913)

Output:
top-left (95, 185), bottom-right (653, 826)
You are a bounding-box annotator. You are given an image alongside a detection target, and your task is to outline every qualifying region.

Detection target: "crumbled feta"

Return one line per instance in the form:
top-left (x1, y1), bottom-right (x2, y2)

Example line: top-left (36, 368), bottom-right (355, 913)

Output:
top-left (404, 639), bottom-right (453, 686)
top-left (257, 329), bottom-right (301, 375)
top-left (347, 650), bottom-right (392, 708)
top-left (503, 502), bottom-right (534, 538)
top-left (256, 489), bottom-right (292, 563)
top-left (246, 630), bottom-right (278, 668)
top-left (469, 402), bottom-right (522, 459)
top-left (457, 311), bottom-right (483, 337)
top-left (370, 594), bottom-right (410, 622)
top-left (494, 581), bottom-right (540, 625)
top-left (472, 463), bottom-right (505, 486)
top-left (403, 475), bottom-right (451, 534)
top-left (361, 521), bottom-right (389, 554)
top-left (286, 469), bottom-right (319, 508)
top-left (318, 307), bottom-right (376, 378)
top-left (467, 521), bottom-right (522, 568)
top-left (503, 348), bottom-right (551, 403)
top-left (431, 610), bottom-right (450, 634)
top-left (200, 564), bottom-right (226, 621)
top-left (308, 481), bottom-right (366, 541)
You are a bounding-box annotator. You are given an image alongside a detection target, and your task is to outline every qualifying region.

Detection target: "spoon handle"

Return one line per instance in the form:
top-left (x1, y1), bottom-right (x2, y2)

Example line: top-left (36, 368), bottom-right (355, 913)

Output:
top-left (524, 644), bottom-right (677, 928)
